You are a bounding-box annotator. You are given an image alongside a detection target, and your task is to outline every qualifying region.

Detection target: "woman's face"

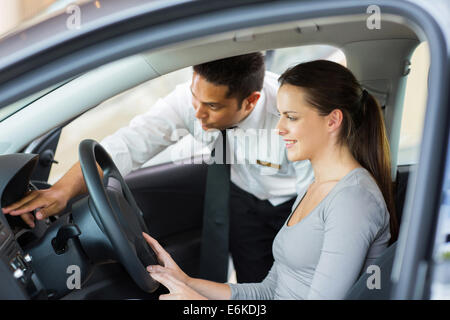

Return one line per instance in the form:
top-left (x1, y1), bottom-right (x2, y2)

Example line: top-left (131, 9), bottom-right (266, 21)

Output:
top-left (276, 84), bottom-right (329, 162)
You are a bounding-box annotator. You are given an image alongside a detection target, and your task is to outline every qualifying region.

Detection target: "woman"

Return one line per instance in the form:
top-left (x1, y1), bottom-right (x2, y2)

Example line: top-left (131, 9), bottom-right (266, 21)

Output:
top-left (142, 60), bottom-right (399, 300)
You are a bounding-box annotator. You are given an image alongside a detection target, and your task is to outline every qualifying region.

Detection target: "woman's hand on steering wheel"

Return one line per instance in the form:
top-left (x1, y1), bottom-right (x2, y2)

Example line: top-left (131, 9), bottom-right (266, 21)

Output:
top-left (143, 232), bottom-right (190, 284)
top-left (143, 232), bottom-right (207, 300)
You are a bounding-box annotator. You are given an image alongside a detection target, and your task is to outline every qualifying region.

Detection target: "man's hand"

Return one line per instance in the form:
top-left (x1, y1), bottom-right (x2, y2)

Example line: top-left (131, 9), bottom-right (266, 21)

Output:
top-left (2, 161), bottom-right (95, 229)
top-left (2, 186), bottom-right (71, 228)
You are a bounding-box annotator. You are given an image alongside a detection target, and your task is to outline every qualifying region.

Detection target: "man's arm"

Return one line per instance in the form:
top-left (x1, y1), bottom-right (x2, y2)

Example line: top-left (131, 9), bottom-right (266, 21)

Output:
top-left (100, 84), bottom-right (192, 176)
top-left (3, 83), bottom-right (192, 224)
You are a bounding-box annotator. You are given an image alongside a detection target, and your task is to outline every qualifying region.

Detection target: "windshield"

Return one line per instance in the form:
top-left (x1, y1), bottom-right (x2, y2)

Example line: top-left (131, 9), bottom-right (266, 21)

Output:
top-left (0, 0), bottom-right (93, 39)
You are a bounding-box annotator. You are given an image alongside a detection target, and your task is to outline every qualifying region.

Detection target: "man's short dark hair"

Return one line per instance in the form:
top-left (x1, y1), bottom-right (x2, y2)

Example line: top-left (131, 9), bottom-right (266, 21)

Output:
top-left (193, 52), bottom-right (265, 109)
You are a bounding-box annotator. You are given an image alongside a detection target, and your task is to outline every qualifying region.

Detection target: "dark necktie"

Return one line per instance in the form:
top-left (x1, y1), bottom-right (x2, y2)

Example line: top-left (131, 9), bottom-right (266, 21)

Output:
top-left (199, 129), bottom-right (232, 282)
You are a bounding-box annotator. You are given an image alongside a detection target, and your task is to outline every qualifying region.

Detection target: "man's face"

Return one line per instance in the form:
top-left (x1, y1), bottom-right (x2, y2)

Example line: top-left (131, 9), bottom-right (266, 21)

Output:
top-left (191, 72), bottom-right (252, 131)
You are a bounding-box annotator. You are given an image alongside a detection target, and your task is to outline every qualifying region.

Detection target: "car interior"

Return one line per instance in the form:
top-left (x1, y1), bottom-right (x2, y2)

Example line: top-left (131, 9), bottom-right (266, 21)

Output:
top-left (0, 11), bottom-right (428, 299)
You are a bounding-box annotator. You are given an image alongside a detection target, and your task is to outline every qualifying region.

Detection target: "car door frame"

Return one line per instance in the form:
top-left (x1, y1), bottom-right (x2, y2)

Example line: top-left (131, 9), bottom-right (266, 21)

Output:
top-left (0, 0), bottom-right (449, 300)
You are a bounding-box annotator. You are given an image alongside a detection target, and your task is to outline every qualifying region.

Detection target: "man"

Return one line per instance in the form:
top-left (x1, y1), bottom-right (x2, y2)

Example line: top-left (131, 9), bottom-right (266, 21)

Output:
top-left (3, 53), bottom-right (313, 283)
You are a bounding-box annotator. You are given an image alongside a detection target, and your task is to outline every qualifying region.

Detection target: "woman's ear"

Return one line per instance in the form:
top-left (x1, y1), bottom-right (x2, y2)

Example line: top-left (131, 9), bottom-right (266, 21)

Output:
top-left (327, 108), bottom-right (344, 132)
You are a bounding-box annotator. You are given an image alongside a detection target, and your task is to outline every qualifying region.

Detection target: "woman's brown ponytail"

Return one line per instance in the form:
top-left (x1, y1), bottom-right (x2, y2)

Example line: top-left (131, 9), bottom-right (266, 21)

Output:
top-left (350, 91), bottom-right (398, 244)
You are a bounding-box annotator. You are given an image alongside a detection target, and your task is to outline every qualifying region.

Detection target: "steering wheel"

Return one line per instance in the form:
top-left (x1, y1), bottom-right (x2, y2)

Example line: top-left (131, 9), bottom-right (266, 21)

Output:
top-left (78, 139), bottom-right (159, 293)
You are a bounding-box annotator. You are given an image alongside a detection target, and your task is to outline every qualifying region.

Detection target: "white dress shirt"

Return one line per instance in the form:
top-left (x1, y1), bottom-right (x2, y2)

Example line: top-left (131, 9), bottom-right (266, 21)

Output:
top-left (100, 71), bottom-right (314, 206)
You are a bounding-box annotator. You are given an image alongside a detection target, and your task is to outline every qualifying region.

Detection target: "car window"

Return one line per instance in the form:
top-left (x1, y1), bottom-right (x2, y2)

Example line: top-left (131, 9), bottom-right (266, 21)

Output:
top-left (397, 42), bottom-right (430, 166)
top-left (43, 42), bottom-right (430, 184)
top-left (47, 46), bottom-right (345, 185)
top-left (267, 43), bottom-right (430, 167)
top-left (265, 45), bottom-right (346, 73)
top-left (47, 67), bottom-right (192, 184)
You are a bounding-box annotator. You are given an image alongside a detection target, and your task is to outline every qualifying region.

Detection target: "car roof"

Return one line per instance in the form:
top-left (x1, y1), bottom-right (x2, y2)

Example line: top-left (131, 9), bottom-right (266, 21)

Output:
top-left (0, 0), bottom-right (196, 70)
top-left (0, 0), bottom-right (445, 116)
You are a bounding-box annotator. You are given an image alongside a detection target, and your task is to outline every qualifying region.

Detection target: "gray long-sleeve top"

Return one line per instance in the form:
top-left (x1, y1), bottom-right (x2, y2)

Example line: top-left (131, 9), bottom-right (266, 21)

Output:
top-left (228, 167), bottom-right (391, 300)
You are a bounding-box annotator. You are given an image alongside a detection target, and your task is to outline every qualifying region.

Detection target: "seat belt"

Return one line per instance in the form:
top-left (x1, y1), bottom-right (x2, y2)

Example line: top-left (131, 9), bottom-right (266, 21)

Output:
top-left (199, 129), bottom-right (231, 282)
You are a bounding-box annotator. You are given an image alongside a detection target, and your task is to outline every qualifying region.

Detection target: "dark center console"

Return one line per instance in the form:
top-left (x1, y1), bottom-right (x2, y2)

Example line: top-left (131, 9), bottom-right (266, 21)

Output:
top-left (0, 218), bottom-right (46, 299)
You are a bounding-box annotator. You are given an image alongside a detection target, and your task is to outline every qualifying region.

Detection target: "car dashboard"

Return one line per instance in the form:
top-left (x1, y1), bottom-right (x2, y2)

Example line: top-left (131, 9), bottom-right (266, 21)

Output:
top-left (0, 153), bottom-right (165, 300)
top-left (0, 153), bottom-right (47, 299)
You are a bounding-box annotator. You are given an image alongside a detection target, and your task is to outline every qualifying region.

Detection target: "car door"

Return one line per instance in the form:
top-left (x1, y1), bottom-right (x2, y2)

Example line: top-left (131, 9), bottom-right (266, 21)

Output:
top-left (426, 130), bottom-right (450, 299)
top-left (0, 0), bottom-right (449, 300)
top-left (124, 159), bottom-right (207, 277)
top-left (390, 0), bottom-right (450, 299)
